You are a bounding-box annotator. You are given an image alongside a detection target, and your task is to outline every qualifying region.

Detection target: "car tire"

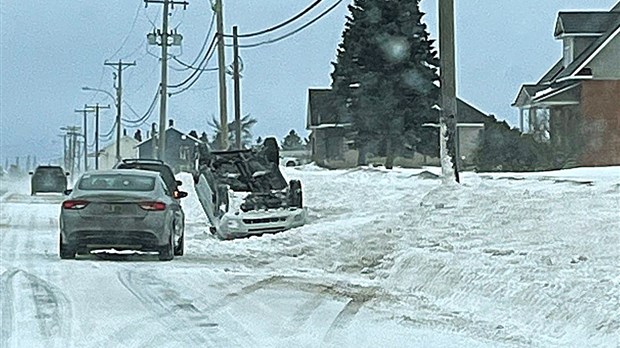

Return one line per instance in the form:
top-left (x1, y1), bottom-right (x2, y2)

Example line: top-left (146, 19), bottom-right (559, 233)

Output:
top-left (286, 161), bottom-right (296, 167)
top-left (263, 137), bottom-right (279, 166)
top-left (216, 185), bottom-right (229, 216)
top-left (289, 180), bottom-right (303, 208)
top-left (59, 234), bottom-right (76, 260)
top-left (174, 231), bottom-right (184, 256)
top-left (158, 231), bottom-right (174, 261)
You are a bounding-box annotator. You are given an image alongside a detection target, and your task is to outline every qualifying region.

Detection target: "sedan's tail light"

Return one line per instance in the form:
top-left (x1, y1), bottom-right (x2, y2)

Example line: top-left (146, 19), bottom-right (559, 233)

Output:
top-left (62, 200), bottom-right (89, 210)
top-left (138, 201), bottom-right (166, 211)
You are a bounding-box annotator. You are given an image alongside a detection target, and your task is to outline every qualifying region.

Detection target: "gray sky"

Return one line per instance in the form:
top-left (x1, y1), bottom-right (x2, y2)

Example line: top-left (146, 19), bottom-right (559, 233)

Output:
top-left (1, 0), bottom-right (617, 164)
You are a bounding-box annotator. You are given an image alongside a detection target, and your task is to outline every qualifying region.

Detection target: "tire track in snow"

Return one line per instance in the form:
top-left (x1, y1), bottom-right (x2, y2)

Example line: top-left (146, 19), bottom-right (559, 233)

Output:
top-left (322, 298), bottom-right (367, 344)
top-left (0, 269), bottom-right (73, 348)
top-left (0, 269), bottom-right (18, 348)
top-left (116, 269), bottom-right (255, 347)
top-left (206, 275), bottom-right (376, 342)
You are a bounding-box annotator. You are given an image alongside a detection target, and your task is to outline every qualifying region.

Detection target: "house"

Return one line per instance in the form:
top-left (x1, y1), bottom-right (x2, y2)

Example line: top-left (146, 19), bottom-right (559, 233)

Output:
top-left (512, 2), bottom-right (620, 166)
top-left (136, 121), bottom-right (203, 173)
top-left (97, 135), bottom-right (139, 170)
top-left (306, 88), bottom-right (490, 169)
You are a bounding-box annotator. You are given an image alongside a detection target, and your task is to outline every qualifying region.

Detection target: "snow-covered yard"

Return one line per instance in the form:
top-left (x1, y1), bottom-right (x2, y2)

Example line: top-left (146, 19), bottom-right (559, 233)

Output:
top-left (1, 165), bottom-right (618, 347)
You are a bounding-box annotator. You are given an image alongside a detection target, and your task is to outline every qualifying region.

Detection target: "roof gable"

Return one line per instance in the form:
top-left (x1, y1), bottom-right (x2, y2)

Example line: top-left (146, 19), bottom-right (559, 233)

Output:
top-left (136, 127), bottom-right (203, 147)
top-left (554, 12), bottom-right (620, 37)
top-left (555, 17), bottom-right (620, 81)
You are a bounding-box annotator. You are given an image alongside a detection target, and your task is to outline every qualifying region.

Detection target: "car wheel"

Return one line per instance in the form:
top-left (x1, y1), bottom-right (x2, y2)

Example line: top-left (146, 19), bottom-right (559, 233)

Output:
top-left (174, 230), bottom-right (184, 256)
top-left (59, 234), bottom-right (76, 260)
top-left (263, 138), bottom-right (280, 166)
top-left (286, 161), bottom-right (296, 167)
top-left (158, 231), bottom-right (174, 261)
top-left (289, 180), bottom-right (303, 208)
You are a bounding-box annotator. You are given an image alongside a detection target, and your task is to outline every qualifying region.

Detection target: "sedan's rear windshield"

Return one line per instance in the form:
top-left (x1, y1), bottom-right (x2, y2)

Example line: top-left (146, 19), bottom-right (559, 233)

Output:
top-left (35, 167), bottom-right (64, 175)
top-left (78, 174), bottom-right (155, 192)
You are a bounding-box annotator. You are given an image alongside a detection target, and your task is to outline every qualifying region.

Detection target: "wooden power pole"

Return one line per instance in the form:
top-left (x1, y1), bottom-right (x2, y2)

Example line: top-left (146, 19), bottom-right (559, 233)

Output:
top-left (233, 25), bottom-right (242, 150)
top-left (215, 0), bottom-right (228, 150)
top-left (85, 103), bottom-right (110, 170)
top-left (439, 0), bottom-right (459, 183)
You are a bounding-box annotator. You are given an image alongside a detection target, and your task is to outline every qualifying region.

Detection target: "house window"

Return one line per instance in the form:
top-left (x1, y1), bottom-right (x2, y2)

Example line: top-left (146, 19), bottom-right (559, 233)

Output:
top-left (531, 108), bottom-right (551, 143)
top-left (563, 38), bottom-right (573, 67)
top-left (179, 146), bottom-right (191, 161)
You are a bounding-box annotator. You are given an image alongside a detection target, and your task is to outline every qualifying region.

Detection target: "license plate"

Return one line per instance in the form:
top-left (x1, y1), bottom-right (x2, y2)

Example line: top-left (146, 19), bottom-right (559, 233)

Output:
top-left (103, 204), bottom-right (122, 214)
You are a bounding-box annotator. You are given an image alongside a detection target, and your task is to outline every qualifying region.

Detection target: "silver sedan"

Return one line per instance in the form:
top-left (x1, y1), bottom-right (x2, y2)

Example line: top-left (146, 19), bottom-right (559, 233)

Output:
top-left (59, 169), bottom-right (186, 261)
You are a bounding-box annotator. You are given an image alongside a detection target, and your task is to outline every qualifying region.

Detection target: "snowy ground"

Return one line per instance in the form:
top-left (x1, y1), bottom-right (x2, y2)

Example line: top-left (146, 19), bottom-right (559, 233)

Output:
top-left (0, 165), bottom-right (618, 347)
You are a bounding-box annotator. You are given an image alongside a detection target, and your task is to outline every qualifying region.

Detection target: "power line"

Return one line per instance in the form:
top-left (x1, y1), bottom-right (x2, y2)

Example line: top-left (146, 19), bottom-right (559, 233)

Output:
top-left (122, 86), bottom-right (160, 125)
top-left (167, 35), bottom-right (217, 89)
top-left (171, 12), bottom-right (216, 71)
top-left (235, 0), bottom-right (343, 49)
top-left (100, 121), bottom-right (117, 140)
top-left (223, 0), bottom-right (324, 38)
top-left (107, 1), bottom-right (142, 61)
top-left (171, 56), bottom-right (218, 71)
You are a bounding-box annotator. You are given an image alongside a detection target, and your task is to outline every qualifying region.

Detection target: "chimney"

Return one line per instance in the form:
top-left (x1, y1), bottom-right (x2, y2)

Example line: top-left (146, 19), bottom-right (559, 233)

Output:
top-left (168, 119), bottom-right (174, 128)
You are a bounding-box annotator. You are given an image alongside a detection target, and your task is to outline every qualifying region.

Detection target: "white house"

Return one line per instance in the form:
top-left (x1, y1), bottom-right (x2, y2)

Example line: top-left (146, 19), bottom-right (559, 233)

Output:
top-left (97, 136), bottom-right (139, 170)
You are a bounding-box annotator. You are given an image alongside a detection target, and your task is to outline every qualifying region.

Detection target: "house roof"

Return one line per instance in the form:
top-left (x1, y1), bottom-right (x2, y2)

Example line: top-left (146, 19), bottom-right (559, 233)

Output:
top-left (307, 88), bottom-right (339, 129)
top-left (514, 2), bottom-right (620, 108)
top-left (455, 99), bottom-right (491, 123)
top-left (555, 16), bottom-right (620, 81)
top-left (554, 12), bottom-right (620, 37)
top-left (136, 127), bottom-right (203, 147)
top-left (537, 59), bottom-right (564, 85)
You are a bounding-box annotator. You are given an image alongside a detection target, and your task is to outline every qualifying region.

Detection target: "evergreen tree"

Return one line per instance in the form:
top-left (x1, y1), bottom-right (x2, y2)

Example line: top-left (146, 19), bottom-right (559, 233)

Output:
top-left (281, 129), bottom-right (304, 150)
top-left (331, 0), bottom-right (440, 168)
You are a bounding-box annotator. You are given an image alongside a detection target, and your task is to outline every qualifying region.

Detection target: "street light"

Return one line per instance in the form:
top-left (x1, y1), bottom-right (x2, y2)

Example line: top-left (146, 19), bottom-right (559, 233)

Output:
top-left (81, 86), bottom-right (116, 106)
top-left (81, 86), bottom-right (122, 164)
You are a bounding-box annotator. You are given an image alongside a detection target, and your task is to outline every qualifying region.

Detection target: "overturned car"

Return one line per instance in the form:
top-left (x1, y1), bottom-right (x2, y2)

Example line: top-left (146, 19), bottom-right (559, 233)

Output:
top-left (193, 138), bottom-right (307, 240)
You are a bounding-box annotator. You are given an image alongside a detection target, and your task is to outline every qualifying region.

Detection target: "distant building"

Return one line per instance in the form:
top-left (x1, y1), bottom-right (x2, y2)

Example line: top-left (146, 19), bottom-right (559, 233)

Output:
top-left (136, 122), bottom-right (203, 173)
top-left (512, 2), bottom-right (620, 166)
top-left (98, 136), bottom-right (139, 170)
top-left (306, 88), bottom-right (489, 169)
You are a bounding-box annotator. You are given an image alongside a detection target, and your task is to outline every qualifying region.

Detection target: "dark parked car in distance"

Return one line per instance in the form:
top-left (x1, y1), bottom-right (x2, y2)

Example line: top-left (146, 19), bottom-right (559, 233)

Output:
top-left (29, 165), bottom-right (69, 195)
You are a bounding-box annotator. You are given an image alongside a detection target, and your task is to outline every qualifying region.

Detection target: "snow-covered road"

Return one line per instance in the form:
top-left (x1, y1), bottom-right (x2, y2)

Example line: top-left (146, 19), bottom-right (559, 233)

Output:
top-left (1, 166), bottom-right (618, 347)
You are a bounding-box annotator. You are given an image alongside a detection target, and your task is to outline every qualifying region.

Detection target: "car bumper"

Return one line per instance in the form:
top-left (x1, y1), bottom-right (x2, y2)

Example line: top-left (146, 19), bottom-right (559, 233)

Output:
top-left (219, 207), bottom-right (307, 238)
top-left (60, 215), bottom-right (169, 250)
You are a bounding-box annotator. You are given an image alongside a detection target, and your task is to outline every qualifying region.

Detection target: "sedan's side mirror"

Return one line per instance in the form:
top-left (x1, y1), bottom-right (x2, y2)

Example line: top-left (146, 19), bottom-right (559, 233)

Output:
top-left (63, 189), bottom-right (73, 195)
top-left (174, 191), bottom-right (188, 199)
top-left (176, 180), bottom-right (183, 186)
top-left (66, 172), bottom-right (71, 176)
top-left (29, 171), bottom-right (34, 175)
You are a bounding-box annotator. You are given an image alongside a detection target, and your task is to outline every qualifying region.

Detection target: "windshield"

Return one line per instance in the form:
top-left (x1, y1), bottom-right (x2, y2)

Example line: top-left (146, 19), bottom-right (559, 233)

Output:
top-left (78, 174), bottom-right (155, 192)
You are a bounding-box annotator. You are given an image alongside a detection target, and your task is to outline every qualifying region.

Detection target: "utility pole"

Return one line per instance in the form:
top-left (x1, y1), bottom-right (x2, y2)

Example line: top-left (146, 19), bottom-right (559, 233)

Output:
top-left (145, 0), bottom-right (188, 161)
top-left (75, 106), bottom-right (95, 172)
top-left (439, 0), bottom-right (459, 183)
top-left (215, 0), bottom-right (228, 150)
top-left (85, 103), bottom-right (111, 170)
top-left (58, 134), bottom-right (67, 169)
top-left (232, 25), bottom-right (241, 150)
top-left (105, 60), bottom-right (136, 163)
top-left (60, 126), bottom-right (82, 175)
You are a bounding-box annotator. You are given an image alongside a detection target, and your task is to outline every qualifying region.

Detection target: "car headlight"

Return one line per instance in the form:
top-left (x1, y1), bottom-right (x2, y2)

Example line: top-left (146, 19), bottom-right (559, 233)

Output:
top-left (227, 220), bottom-right (240, 229)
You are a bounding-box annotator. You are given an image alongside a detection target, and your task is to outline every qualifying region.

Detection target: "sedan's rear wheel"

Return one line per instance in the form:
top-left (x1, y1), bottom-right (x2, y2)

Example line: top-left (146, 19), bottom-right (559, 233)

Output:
top-left (174, 231), bottom-right (184, 256)
top-left (158, 232), bottom-right (174, 261)
top-left (59, 234), bottom-right (76, 260)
